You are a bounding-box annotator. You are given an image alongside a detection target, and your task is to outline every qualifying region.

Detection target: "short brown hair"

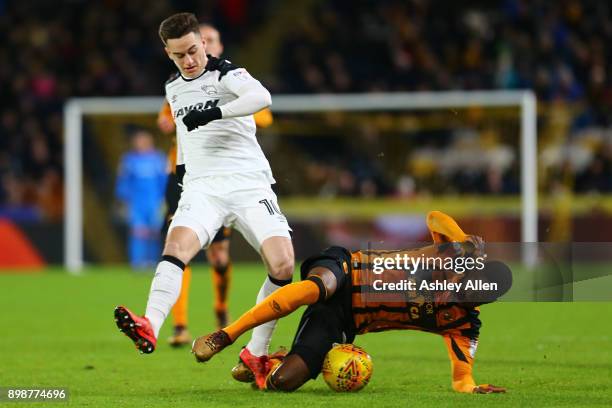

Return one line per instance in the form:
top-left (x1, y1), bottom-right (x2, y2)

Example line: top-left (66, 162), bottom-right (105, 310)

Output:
top-left (159, 12), bottom-right (199, 44)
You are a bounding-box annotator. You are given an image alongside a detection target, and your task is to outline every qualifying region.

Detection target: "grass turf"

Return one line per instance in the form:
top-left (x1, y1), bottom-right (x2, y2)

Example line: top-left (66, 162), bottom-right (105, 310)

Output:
top-left (0, 265), bottom-right (611, 407)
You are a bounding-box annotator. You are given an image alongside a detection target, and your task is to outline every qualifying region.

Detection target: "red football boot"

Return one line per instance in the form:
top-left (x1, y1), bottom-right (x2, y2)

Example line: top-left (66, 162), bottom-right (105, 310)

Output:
top-left (239, 347), bottom-right (271, 390)
top-left (231, 346), bottom-right (287, 384)
top-left (114, 306), bottom-right (157, 354)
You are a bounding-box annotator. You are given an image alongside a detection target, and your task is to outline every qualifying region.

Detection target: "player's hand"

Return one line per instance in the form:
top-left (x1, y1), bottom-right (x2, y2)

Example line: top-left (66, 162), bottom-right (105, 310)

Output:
top-left (473, 384), bottom-right (506, 394)
top-left (463, 235), bottom-right (485, 257)
top-left (182, 107), bottom-right (222, 131)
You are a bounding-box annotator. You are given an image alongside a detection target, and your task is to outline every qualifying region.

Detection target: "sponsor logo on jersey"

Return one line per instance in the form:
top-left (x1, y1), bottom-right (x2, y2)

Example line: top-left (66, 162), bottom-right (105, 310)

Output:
top-left (174, 99), bottom-right (220, 118)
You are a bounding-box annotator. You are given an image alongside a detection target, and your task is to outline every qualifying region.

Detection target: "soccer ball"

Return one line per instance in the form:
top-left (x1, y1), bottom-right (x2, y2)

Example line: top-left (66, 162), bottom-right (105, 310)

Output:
top-left (322, 344), bottom-right (373, 392)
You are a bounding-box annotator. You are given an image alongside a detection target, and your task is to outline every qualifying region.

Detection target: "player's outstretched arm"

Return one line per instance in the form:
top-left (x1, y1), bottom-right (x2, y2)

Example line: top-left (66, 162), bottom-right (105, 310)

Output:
top-left (442, 334), bottom-right (506, 394)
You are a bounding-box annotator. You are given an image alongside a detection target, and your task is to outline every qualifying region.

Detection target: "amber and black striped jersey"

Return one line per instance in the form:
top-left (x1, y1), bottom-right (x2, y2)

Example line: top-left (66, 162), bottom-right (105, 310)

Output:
top-left (348, 247), bottom-right (481, 339)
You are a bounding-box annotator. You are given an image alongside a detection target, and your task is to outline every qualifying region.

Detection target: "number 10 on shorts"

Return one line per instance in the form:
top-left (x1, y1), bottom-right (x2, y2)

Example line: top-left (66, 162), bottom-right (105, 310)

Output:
top-left (259, 199), bottom-right (282, 216)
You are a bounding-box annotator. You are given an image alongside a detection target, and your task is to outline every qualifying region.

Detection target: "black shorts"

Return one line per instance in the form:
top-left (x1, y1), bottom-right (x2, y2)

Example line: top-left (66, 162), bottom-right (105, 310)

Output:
top-left (211, 226), bottom-right (232, 243)
top-left (288, 246), bottom-right (356, 379)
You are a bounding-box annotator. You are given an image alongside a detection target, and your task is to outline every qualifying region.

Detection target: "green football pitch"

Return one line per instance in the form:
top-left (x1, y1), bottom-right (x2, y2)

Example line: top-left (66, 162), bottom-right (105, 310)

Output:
top-left (1, 265), bottom-right (611, 407)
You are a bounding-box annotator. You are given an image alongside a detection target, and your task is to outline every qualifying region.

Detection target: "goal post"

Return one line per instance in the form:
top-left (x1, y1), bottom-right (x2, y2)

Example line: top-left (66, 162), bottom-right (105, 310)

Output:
top-left (63, 90), bottom-right (537, 272)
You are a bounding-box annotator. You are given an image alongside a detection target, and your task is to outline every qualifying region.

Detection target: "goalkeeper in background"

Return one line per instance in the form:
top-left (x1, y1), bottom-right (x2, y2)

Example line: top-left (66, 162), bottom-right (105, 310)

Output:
top-left (157, 23), bottom-right (274, 346)
top-left (115, 129), bottom-right (167, 269)
top-left (192, 211), bottom-right (510, 393)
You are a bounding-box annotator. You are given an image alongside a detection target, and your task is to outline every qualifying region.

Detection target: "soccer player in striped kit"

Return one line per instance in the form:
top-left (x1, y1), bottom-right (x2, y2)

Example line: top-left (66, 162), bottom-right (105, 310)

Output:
top-left (193, 211), bottom-right (510, 393)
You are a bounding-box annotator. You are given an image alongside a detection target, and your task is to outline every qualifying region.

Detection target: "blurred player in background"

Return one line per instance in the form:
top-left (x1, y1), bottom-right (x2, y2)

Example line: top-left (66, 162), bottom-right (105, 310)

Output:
top-left (116, 13), bottom-right (293, 385)
top-left (193, 211), bottom-right (509, 394)
top-left (115, 129), bottom-right (167, 269)
top-left (157, 23), bottom-right (274, 347)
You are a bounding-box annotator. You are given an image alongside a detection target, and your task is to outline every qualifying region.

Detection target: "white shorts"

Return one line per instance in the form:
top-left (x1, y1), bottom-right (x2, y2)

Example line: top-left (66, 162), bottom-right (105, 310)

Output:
top-left (168, 170), bottom-right (292, 252)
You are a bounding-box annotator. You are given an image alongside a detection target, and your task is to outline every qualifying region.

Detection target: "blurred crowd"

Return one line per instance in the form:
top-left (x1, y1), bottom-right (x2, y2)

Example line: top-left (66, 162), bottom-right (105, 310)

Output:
top-left (279, 0), bottom-right (611, 104)
top-left (1, 0), bottom-right (611, 220)
top-left (277, 0), bottom-right (612, 197)
top-left (277, 119), bottom-right (520, 199)
top-left (0, 0), bottom-right (267, 220)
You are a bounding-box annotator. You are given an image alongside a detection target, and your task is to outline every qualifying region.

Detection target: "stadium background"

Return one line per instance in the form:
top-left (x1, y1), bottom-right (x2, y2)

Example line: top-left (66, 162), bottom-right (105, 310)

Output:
top-left (2, 0), bottom-right (612, 265)
top-left (1, 1), bottom-right (611, 406)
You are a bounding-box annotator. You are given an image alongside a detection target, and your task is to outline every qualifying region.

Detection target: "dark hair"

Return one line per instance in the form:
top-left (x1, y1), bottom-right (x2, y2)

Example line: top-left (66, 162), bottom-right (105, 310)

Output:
top-left (159, 12), bottom-right (199, 44)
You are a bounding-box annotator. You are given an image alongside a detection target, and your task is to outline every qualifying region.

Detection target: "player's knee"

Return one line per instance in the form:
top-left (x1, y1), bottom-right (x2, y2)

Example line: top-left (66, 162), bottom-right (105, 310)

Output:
top-left (163, 226), bottom-right (202, 263)
top-left (163, 241), bottom-right (192, 264)
top-left (268, 369), bottom-right (300, 392)
top-left (307, 266), bottom-right (339, 300)
top-left (207, 245), bottom-right (229, 270)
top-left (267, 255), bottom-right (294, 281)
top-left (163, 241), bottom-right (180, 256)
top-left (261, 237), bottom-right (295, 280)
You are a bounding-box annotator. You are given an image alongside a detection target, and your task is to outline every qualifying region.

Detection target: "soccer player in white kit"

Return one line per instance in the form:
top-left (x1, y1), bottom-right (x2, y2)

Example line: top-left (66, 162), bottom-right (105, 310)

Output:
top-left (115, 12), bottom-right (294, 384)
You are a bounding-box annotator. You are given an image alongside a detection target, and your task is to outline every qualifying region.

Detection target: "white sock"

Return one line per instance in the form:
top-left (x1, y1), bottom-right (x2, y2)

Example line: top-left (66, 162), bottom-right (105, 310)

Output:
top-left (246, 277), bottom-right (283, 356)
top-left (145, 260), bottom-right (184, 338)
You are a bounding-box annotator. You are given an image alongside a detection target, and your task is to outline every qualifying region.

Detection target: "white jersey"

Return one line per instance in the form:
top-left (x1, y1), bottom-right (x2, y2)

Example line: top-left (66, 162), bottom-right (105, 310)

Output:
top-left (165, 56), bottom-right (273, 182)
